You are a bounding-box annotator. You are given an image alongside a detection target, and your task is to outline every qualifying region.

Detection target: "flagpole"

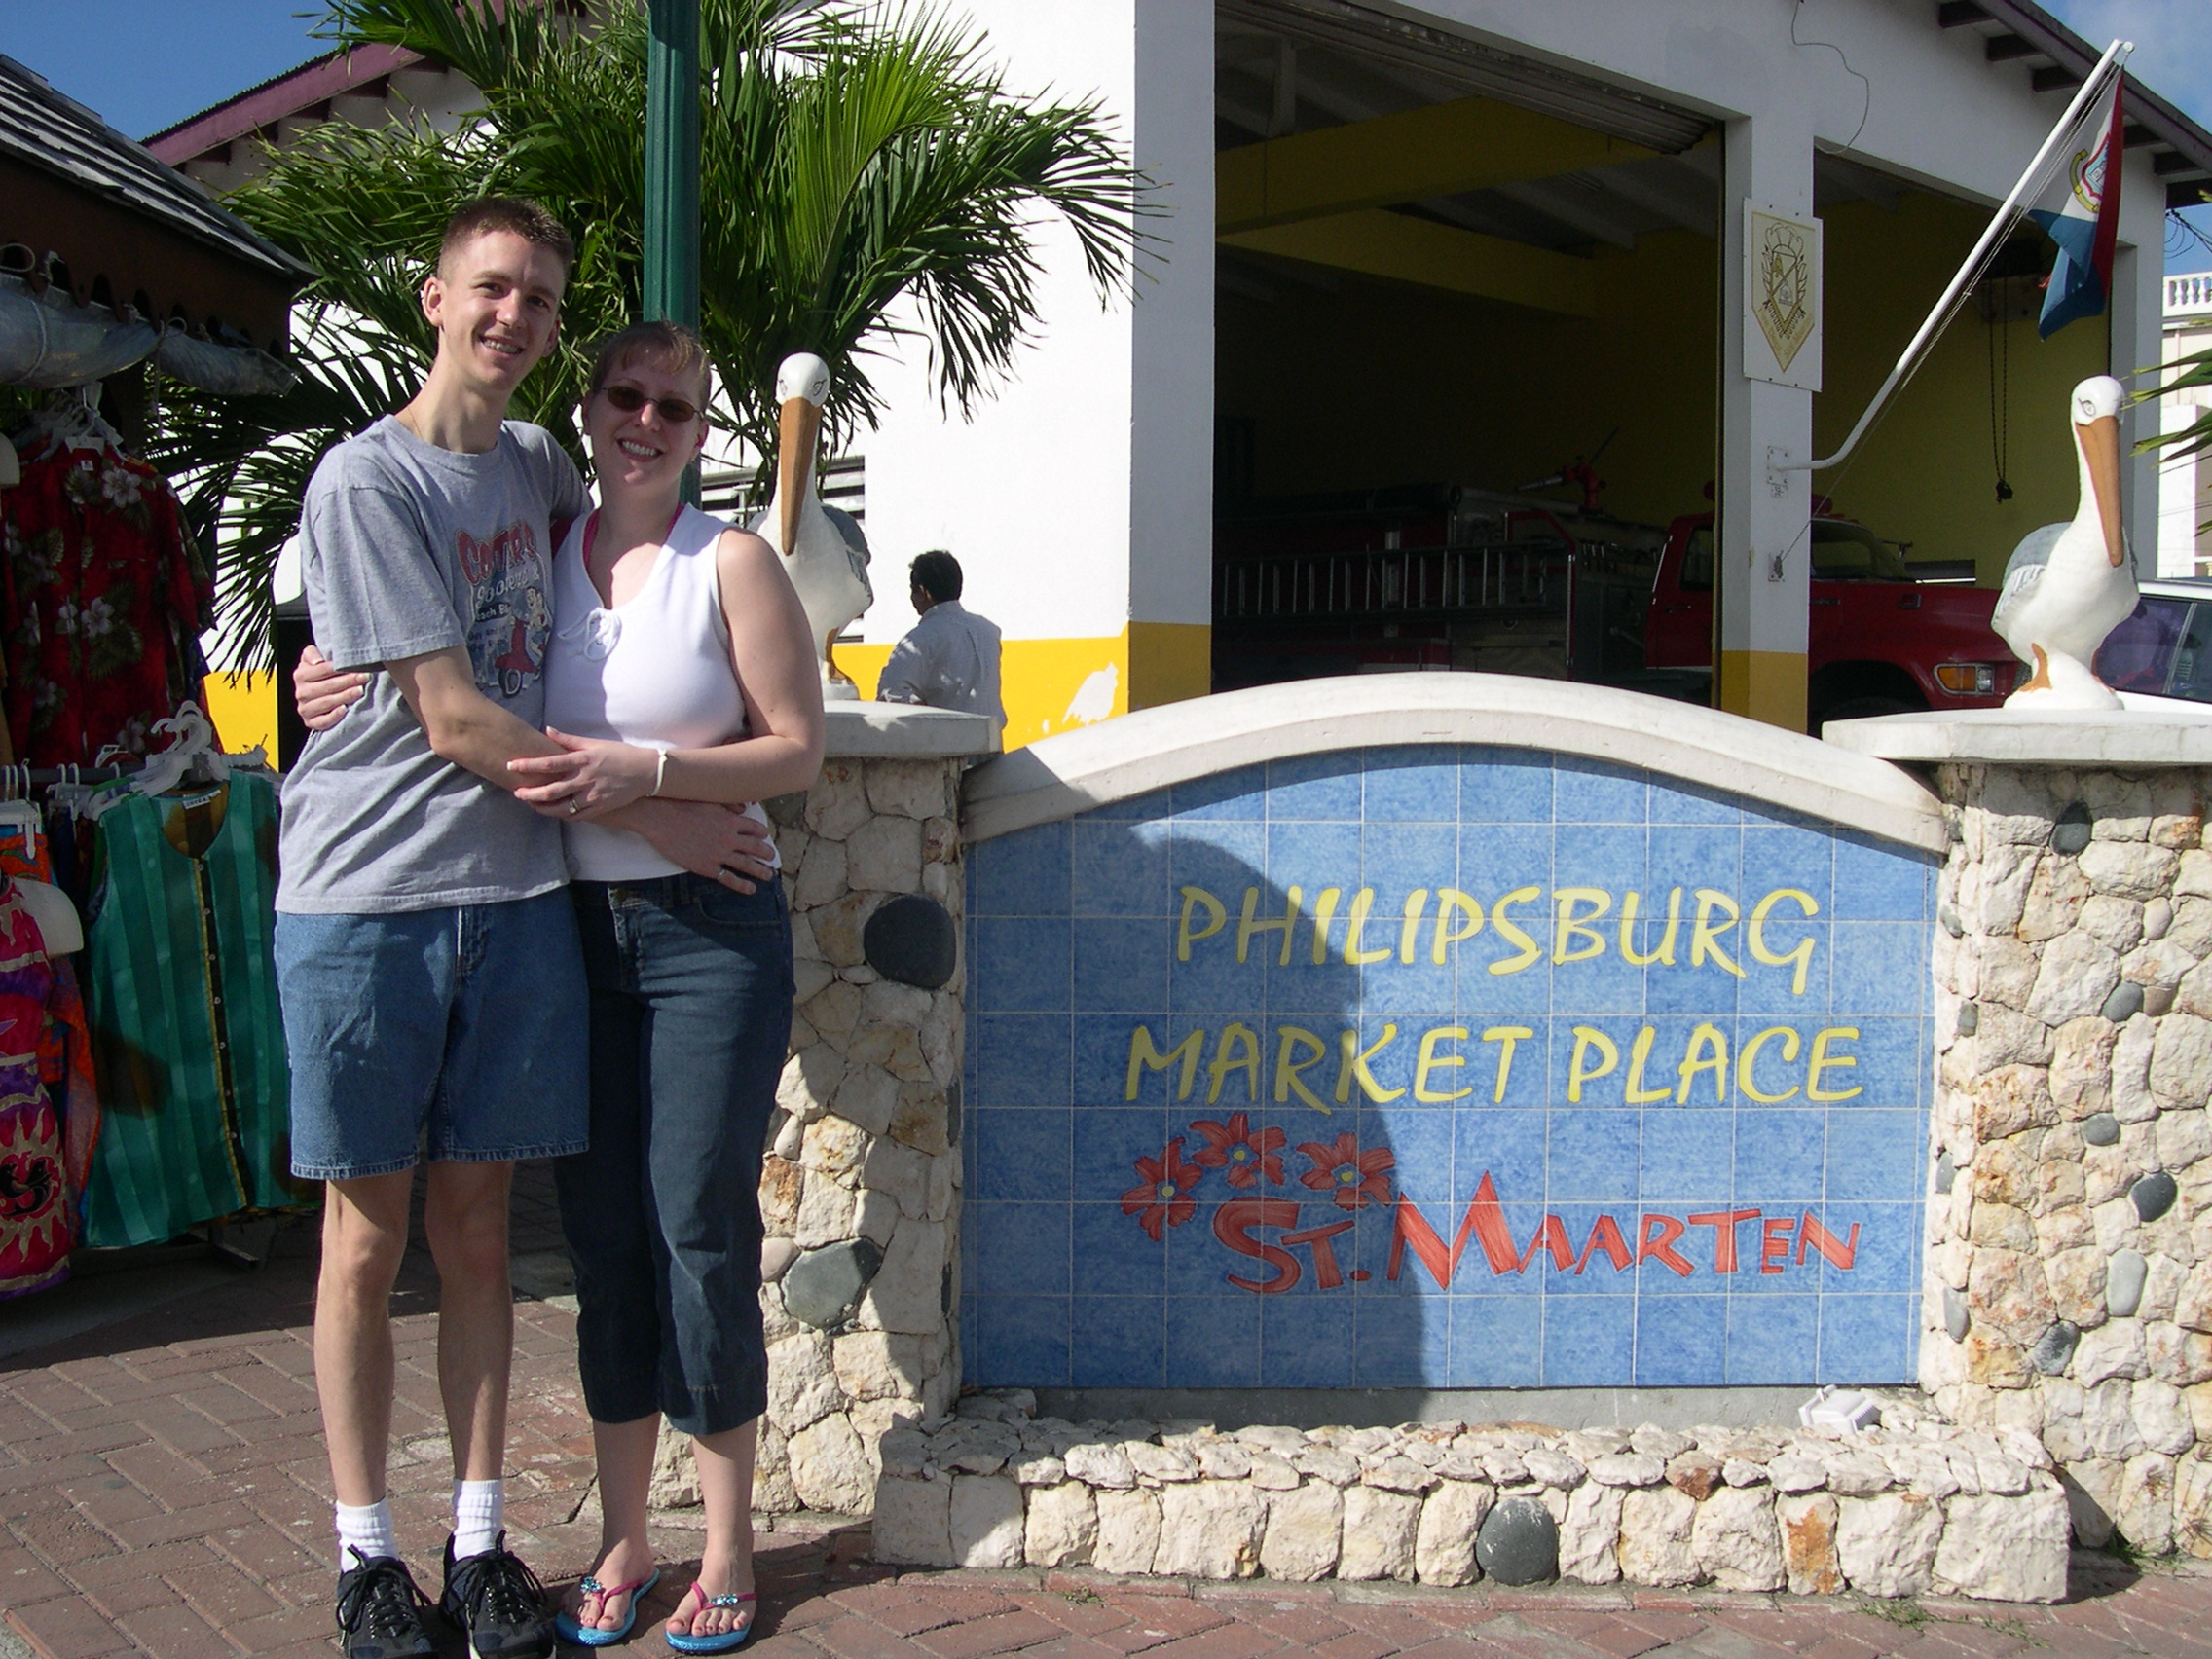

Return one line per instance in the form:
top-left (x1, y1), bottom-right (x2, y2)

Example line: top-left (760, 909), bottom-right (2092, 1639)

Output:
top-left (1776, 37), bottom-right (2131, 483)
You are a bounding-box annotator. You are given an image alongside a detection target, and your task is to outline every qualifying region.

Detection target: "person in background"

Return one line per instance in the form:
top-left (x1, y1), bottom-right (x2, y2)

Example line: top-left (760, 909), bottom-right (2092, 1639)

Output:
top-left (873, 549), bottom-right (1003, 735)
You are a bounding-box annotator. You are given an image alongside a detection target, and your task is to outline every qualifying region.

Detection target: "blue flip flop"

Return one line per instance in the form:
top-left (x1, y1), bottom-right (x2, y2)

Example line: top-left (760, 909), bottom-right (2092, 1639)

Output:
top-left (665, 1587), bottom-right (756, 1654)
top-left (556, 1567), bottom-right (660, 1647)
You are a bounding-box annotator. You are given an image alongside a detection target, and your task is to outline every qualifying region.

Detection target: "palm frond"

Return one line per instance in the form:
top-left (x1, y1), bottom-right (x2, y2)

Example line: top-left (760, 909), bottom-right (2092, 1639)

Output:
top-left (157, 0), bottom-right (1149, 666)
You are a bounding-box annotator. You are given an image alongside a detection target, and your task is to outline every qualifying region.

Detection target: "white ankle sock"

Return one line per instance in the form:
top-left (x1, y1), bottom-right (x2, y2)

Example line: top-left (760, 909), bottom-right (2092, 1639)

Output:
top-left (336, 1499), bottom-right (398, 1572)
top-left (452, 1479), bottom-right (504, 1559)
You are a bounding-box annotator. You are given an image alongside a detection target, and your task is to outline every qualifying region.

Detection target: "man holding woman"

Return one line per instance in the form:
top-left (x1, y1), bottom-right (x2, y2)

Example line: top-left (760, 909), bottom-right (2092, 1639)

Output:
top-left (289, 196), bottom-right (820, 1659)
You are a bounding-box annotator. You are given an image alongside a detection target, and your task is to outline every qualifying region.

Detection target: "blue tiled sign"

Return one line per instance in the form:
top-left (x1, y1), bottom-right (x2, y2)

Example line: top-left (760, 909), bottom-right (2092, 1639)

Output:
top-left (962, 746), bottom-right (1936, 1391)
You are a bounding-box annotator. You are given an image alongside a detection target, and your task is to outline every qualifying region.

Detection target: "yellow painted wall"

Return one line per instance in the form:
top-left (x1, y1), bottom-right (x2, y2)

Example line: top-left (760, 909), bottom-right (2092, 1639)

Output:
top-left (1215, 227), bottom-right (1719, 530)
top-left (833, 622), bottom-right (1208, 753)
top-left (203, 671), bottom-right (277, 761)
top-left (1817, 194), bottom-right (2105, 584)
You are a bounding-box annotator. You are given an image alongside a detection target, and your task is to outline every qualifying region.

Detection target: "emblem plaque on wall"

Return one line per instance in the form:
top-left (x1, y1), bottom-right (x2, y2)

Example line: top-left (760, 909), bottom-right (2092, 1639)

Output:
top-left (1745, 203), bottom-right (1824, 392)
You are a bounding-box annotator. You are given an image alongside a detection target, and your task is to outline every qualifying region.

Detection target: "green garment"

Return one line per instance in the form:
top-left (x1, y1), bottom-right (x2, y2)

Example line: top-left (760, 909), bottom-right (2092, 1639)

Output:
top-left (80, 773), bottom-right (304, 1248)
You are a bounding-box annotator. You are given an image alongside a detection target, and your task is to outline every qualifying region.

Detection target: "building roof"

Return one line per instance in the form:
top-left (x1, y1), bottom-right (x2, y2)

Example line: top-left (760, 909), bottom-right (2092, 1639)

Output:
top-left (0, 54), bottom-right (311, 286)
top-left (1936, 0), bottom-right (2212, 208)
top-left (144, 41), bottom-right (426, 169)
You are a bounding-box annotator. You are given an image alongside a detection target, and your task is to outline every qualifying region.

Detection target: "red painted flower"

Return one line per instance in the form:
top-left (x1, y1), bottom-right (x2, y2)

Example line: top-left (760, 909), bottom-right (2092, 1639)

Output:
top-left (1298, 1133), bottom-right (1395, 1211)
top-left (1188, 1112), bottom-right (1286, 1188)
top-left (1122, 1137), bottom-right (1204, 1240)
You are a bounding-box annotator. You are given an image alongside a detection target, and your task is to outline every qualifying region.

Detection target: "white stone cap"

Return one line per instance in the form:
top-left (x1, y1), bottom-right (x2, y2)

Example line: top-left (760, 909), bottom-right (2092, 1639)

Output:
top-left (823, 700), bottom-right (997, 759)
top-left (962, 673), bottom-right (1945, 854)
top-left (1824, 708), bottom-right (2212, 767)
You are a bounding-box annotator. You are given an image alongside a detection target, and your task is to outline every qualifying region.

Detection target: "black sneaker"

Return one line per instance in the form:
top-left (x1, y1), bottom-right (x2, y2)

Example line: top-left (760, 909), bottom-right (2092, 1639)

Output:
top-left (335, 1551), bottom-right (436, 1659)
top-left (440, 1531), bottom-right (552, 1659)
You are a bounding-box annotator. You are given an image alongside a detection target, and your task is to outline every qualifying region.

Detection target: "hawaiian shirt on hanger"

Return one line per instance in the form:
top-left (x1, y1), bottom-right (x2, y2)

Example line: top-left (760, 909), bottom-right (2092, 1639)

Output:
top-left (0, 443), bottom-right (215, 766)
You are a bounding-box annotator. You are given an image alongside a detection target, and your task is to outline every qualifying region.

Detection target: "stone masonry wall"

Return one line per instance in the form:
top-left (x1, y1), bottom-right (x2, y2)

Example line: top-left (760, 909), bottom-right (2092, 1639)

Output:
top-left (1921, 761), bottom-right (2212, 1557)
top-left (869, 1392), bottom-right (2071, 1603)
top-left (653, 753), bottom-right (969, 1517)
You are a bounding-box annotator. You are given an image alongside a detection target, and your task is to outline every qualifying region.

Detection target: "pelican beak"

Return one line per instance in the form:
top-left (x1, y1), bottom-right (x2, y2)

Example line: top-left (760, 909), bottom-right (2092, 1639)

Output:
top-left (2080, 412), bottom-right (2125, 570)
top-left (777, 395), bottom-right (821, 557)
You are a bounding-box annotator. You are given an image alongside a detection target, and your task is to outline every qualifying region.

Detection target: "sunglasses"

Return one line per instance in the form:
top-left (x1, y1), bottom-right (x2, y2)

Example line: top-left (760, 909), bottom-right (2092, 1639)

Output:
top-left (598, 383), bottom-right (701, 424)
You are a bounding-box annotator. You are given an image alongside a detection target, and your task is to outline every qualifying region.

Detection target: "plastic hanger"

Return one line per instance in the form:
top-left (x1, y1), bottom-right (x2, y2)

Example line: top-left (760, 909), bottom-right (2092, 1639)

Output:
top-left (13, 386), bottom-right (122, 461)
top-left (129, 703), bottom-right (228, 797)
top-left (0, 765), bottom-right (80, 954)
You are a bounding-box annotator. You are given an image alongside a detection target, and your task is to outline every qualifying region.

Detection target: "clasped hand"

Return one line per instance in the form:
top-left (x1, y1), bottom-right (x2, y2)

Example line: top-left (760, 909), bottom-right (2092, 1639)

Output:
top-left (509, 730), bottom-right (659, 819)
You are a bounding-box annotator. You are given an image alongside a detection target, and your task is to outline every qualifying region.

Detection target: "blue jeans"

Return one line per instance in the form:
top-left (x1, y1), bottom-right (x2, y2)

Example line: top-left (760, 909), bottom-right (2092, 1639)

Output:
top-left (554, 874), bottom-right (793, 1435)
top-left (277, 891), bottom-right (589, 1180)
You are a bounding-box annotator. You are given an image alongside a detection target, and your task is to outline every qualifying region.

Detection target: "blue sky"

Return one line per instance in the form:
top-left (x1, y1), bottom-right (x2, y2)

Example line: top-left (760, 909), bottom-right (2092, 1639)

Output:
top-left (4, 1), bottom-right (2208, 266)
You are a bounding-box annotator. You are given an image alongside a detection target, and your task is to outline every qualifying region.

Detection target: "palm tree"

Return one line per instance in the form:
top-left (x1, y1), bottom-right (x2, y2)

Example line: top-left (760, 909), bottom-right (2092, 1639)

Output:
top-left (149, 0), bottom-right (1145, 670)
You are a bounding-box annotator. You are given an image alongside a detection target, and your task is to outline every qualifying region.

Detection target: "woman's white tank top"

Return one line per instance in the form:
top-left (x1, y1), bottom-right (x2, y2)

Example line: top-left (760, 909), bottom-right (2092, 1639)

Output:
top-left (543, 503), bottom-right (774, 880)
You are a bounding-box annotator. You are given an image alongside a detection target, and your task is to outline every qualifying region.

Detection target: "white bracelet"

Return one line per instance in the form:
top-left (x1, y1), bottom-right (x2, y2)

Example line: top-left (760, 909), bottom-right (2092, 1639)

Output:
top-left (651, 750), bottom-right (669, 798)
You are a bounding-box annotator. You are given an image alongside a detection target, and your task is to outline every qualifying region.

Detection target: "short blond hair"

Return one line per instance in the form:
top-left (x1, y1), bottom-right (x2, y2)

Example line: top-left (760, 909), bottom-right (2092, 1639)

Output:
top-left (585, 320), bottom-right (712, 406)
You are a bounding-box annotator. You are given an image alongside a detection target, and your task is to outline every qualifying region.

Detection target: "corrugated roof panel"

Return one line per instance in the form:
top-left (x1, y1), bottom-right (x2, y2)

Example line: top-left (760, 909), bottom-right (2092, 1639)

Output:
top-left (1217, 0), bottom-right (1714, 154)
top-left (0, 55), bottom-right (310, 284)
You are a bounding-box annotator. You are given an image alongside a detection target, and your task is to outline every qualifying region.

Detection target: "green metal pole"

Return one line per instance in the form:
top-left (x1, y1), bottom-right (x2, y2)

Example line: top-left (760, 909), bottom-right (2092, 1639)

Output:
top-left (645, 0), bottom-right (701, 499)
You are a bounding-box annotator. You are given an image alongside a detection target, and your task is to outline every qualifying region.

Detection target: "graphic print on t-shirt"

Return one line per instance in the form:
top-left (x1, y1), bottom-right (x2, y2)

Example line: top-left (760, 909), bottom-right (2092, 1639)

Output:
top-left (459, 522), bottom-right (549, 699)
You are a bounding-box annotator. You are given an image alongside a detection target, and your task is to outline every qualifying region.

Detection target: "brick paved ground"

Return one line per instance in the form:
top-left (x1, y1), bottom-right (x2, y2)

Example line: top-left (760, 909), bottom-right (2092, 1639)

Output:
top-left (4, 1165), bottom-right (2211, 1659)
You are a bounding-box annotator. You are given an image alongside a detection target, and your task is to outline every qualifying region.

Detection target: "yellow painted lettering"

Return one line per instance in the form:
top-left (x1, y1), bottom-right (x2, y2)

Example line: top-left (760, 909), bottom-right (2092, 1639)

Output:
top-left (1624, 1024), bottom-right (1672, 1103)
top-left (1207, 1021), bottom-right (1263, 1104)
top-left (1415, 1025), bottom-right (1472, 1102)
top-left (1125, 1025), bottom-right (1204, 1101)
top-left (1308, 887), bottom-right (1343, 964)
top-left (1489, 886), bottom-right (1544, 975)
top-left (1619, 887), bottom-right (1682, 967)
top-left (1690, 889), bottom-right (1747, 978)
top-left (1482, 1025), bottom-right (1535, 1103)
top-left (1430, 889), bottom-right (1485, 964)
top-left (1237, 885), bottom-right (1304, 966)
top-left (1808, 1026), bottom-right (1863, 1101)
top-left (1748, 888), bottom-right (1820, 997)
top-left (1398, 890), bottom-right (1431, 965)
top-left (1336, 1024), bottom-right (1406, 1103)
top-left (1273, 1025), bottom-right (1332, 1112)
top-left (1676, 1021), bottom-right (1730, 1103)
top-left (1176, 886), bottom-right (1226, 962)
top-left (1567, 1026), bottom-right (1620, 1102)
top-left (1738, 1026), bottom-right (1803, 1103)
top-left (1553, 887), bottom-right (1611, 964)
top-left (1342, 889), bottom-right (1393, 965)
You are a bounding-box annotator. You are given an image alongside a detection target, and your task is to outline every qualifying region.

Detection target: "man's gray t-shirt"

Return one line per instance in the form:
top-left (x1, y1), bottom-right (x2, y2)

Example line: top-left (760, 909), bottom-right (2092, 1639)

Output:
top-left (276, 416), bottom-right (589, 914)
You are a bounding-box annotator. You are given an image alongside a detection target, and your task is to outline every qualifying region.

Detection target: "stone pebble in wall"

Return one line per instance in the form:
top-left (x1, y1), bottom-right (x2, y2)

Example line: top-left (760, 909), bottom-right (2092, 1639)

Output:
top-left (1923, 762), bottom-right (2212, 1559)
top-left (867, 1393), bottom-right (2070, 1602)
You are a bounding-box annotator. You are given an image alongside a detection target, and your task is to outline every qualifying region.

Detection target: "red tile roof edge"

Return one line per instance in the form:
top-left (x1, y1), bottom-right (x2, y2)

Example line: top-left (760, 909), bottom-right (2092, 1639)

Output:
top-left (144, 41), bottom-right (424, 164)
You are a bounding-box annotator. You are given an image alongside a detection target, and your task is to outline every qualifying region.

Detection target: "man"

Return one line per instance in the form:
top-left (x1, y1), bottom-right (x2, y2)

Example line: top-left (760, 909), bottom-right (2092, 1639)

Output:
top-left (874, 549), bottom-right (1004, 734)
top-left (277, 200), bottom-right (770, 1659)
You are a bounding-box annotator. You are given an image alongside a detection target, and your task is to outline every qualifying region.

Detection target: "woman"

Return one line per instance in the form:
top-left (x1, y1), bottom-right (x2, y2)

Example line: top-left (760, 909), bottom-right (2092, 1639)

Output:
top-left (301, 321), bottom-right (822, 1653)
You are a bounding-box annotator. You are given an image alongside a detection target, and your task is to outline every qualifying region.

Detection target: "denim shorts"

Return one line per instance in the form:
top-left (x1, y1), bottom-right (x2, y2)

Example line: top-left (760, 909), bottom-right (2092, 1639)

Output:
top-left (555, 873), bottom-right (793, 1435)
top-left (276, 889), bottom-right (590, 1181)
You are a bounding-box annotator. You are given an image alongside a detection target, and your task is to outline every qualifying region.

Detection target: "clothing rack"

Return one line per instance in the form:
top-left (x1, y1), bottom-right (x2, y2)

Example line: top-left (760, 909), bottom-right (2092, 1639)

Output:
top-left (0, 761), bottom-right (143, 792)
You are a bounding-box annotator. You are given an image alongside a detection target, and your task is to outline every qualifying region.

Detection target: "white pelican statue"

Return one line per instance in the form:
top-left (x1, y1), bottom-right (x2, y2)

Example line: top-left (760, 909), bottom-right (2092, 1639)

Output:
top-left (752, 352), bottom-right (872, 699)
top-left (1993, 375), bottom-right (2136, 710)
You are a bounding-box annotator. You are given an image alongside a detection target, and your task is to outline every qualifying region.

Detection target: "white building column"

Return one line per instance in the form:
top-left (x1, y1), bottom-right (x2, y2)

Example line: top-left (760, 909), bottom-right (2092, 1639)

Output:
top-left (842, 0), bottom-right (1213, 748)
top-left (1124, 0), bottom-right (1216, 710)
top-left (1717, 108), bottom-right (1816, 731)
